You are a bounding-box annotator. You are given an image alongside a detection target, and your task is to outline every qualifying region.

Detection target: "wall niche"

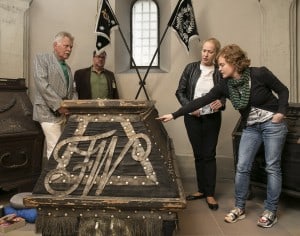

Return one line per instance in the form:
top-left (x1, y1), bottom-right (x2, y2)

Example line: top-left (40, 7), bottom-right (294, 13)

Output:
top-left (0, 0), bottom-right (32, 80)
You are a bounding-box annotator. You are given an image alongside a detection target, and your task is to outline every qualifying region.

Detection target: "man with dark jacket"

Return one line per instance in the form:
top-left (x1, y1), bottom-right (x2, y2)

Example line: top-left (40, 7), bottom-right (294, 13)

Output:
top-left (74, 50), bottom-right (119, 99)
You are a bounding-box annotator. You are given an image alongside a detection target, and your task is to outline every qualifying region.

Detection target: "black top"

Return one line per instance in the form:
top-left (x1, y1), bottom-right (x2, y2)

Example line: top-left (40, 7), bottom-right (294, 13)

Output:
top-left (175, 61), bottom-right (226, 108)
top-left (172, 67), bottom-right (289, 127)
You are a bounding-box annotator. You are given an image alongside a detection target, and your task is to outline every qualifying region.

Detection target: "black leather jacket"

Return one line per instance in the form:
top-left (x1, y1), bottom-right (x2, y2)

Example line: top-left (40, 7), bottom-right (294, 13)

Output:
top-left (175, 61), bottom-right (226, 108)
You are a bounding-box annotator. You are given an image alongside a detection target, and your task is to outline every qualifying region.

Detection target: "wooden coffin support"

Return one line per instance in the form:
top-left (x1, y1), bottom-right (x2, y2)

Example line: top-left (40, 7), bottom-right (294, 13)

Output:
top-left (24, 100), bottom-right (186, 236)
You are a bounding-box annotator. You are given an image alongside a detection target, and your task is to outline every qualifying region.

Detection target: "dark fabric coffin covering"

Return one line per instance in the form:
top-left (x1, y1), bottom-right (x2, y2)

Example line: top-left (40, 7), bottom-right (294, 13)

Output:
top-left (33, 107), bottom-right (180, 198)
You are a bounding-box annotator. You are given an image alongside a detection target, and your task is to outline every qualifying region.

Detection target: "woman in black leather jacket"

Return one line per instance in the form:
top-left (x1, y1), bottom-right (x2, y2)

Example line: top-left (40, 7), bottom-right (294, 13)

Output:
top-left (175, 38), bottom-right (226, 210)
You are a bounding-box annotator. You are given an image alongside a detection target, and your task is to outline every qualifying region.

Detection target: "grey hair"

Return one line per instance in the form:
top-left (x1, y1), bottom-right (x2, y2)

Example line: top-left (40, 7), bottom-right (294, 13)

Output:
top-left (54, 31), bottom-right (74, 44)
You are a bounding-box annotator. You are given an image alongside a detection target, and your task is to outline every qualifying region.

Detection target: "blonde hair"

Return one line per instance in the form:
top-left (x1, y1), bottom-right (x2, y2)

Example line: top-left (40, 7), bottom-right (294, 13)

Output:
top-left (202, 38), bottom-right (221, 64)
top-left (203, 38), bottom-right (221, 54)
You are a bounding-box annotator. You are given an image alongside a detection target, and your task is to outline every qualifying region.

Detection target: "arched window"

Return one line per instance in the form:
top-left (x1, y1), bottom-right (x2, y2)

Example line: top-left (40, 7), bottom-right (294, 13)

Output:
top-left (131, 0), bottom-right (159, 68)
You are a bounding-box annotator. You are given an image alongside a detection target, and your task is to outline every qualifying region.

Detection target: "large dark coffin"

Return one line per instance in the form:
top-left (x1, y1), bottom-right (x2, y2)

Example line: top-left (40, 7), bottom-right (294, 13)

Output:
top-left (232, 103), bottom-right (300, 197)
top-left (0, 78), bottom-right (44, 191)
top-left (24, 100), bottom-right (186, 236)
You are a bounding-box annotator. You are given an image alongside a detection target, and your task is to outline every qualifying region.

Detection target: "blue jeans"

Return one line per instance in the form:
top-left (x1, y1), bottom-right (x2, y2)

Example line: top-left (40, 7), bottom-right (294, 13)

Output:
top-left (235, 119), bottom-right (288, 213)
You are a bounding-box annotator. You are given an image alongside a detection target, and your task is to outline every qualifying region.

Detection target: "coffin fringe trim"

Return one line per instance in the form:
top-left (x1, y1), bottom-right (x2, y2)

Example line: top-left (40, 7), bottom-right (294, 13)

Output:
top-left (36, 215), bottom-right (79, 236)
top-left (78, 217), bottom-right (163, 236)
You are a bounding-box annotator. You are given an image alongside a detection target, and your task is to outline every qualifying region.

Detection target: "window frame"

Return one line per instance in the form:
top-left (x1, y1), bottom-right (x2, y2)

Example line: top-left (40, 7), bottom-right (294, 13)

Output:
top-left (130, 0), bottom-right (160, 69)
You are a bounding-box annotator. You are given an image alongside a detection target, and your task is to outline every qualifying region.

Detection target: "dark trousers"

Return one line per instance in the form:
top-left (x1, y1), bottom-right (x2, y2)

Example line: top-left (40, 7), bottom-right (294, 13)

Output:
top-left (184, 112), bottom-right (221, 196)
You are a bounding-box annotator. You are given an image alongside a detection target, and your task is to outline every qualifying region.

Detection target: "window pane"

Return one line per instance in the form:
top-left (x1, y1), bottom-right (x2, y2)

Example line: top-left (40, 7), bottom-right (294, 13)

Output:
top-left (132, 0), bottom-right (158, 67)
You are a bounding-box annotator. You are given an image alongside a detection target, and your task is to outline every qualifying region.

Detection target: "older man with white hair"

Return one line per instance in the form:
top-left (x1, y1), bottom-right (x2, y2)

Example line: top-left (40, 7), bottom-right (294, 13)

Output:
top-left (33, 31), bottom-right (78, 159)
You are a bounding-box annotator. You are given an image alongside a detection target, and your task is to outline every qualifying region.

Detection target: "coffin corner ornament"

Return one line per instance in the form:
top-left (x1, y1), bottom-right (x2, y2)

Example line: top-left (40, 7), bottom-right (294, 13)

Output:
top-left (24, 99), bottom-right (186, 236)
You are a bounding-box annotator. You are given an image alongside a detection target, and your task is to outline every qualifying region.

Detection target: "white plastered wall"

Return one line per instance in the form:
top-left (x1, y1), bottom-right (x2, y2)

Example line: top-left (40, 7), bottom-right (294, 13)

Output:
top-left (0, 0), bottom-right (297, 160)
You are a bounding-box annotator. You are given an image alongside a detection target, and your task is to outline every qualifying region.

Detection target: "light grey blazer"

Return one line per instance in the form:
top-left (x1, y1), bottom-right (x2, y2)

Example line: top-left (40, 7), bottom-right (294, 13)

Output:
top-left (33, 52), bottom-right (78, 123)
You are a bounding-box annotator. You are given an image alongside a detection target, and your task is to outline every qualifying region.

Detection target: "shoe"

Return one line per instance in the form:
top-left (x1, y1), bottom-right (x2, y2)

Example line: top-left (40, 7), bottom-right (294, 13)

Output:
top-left (257, 210), bottom-right (278, 228)
top-left (224, 207), bottom-right (246, 223)
top-left (186, 193), bottom-right (205, 201)
top-left (206, 197), bottom-right (219, 210)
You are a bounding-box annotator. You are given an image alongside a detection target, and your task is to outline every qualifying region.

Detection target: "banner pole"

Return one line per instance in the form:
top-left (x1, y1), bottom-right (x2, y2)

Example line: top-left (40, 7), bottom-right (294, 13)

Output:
top-left (117, 27), bottom-right (150, 101)
top-left (135, 24), bottom-right (170, 99)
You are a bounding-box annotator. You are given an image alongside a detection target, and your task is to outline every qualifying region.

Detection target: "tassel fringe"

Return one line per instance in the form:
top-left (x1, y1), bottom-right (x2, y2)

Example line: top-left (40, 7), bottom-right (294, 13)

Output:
top-left (36, 215), bottom-right (79, 236)
top-left (36, 213), bottom-right (176, 236)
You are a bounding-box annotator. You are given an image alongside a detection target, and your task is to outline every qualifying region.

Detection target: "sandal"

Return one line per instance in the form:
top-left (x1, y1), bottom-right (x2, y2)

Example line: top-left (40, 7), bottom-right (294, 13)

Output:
top-left (257, 210), bottom-right (278, 228)
top-left (224, 207), bottom-right (246, 223)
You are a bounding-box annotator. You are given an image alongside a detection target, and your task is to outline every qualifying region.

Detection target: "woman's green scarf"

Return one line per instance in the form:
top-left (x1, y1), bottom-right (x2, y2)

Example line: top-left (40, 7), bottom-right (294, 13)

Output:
top-left (227, 68), bottom-right (251, 110)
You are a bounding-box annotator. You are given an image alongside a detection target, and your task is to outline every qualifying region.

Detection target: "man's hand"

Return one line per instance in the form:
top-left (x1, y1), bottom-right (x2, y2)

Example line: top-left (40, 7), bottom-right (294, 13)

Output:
top-left (57, 107), bottom-right (70, 116)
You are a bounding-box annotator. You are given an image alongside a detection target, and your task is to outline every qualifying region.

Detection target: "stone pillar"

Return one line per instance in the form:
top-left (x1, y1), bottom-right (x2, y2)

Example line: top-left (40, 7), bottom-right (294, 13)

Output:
top-left (0, 0), bottom-right (32, 80)
top-left (258, 0), bottom-right (298, 102)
